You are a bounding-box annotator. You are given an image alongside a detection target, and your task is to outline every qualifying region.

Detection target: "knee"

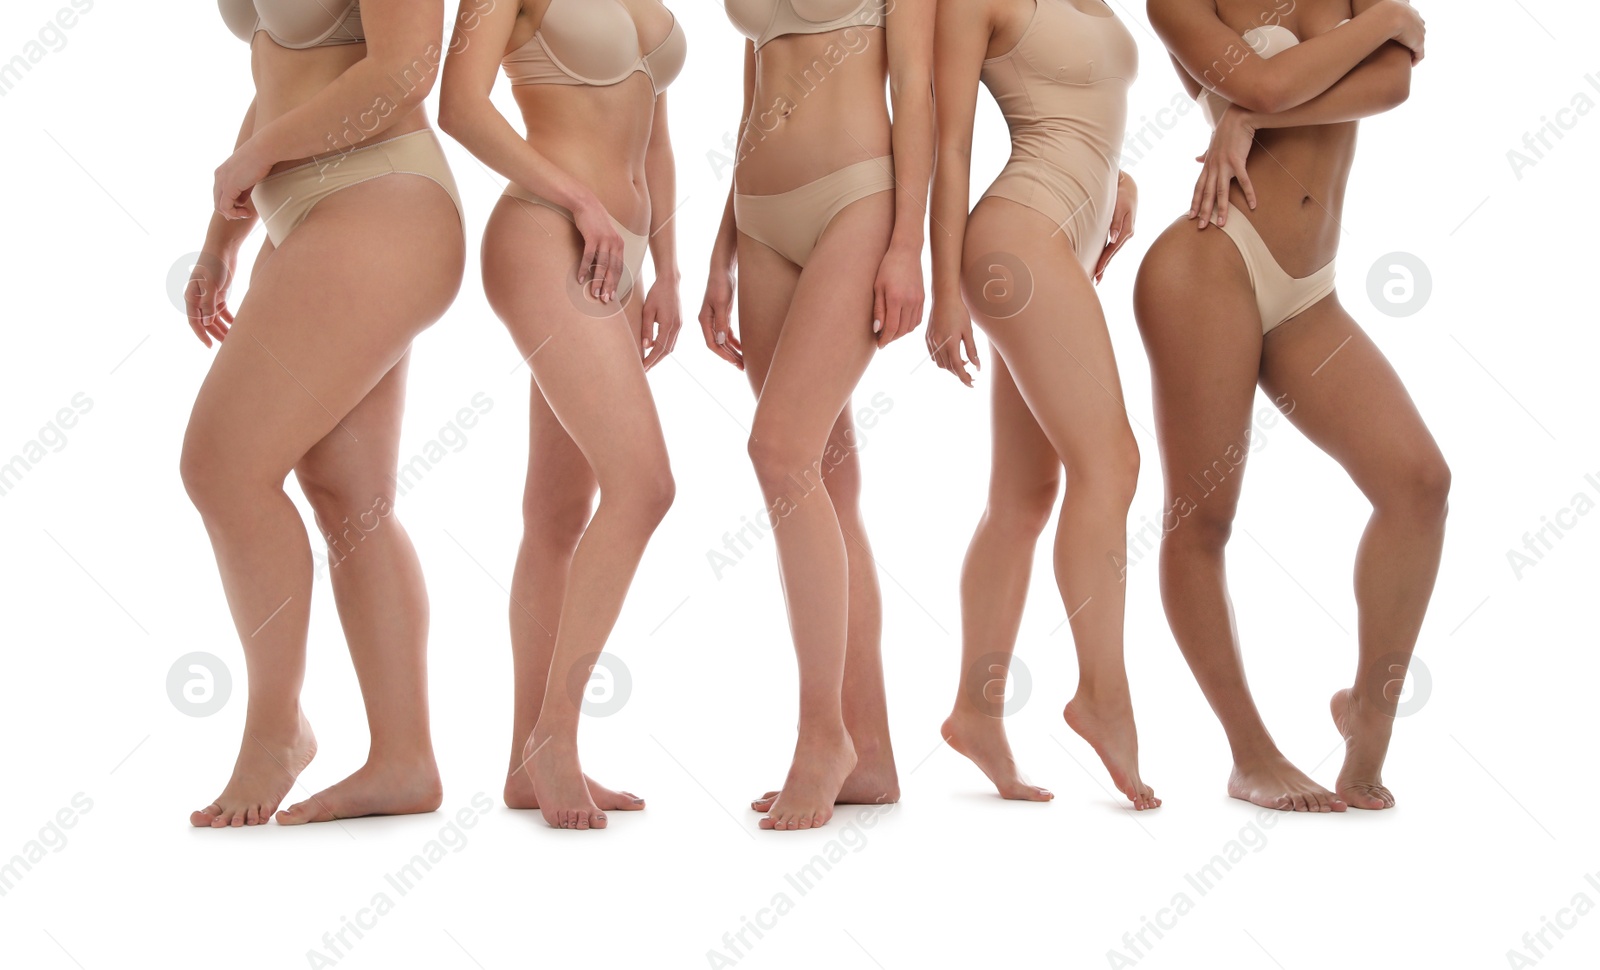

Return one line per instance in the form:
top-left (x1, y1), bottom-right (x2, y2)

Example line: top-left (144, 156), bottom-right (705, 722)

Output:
top-left (985, 472), bottom-right (1061, 539)
top-left (1164, 496), bottom-right (1237, 554)
top-left (180, 432), bottom-right (258, 521)
top-left (297, 466), bottom-right (394, 544)
top-left (603, 463), bottom-right (675, 529)
top-left (522, 486), bottom-right (594, 555)
top-left (1378, 452), bottom-right (1451, 521)
top-left (747, 429), bottom-right (821, 497)
top-left (1068, 434), bottom-right (1141, 509)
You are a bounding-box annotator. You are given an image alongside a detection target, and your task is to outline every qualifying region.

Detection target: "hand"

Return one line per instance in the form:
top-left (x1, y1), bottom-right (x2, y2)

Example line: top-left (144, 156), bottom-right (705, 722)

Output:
top-left (212, 141), bottom-right (271, 223)
top-left (925, 297), bottom-right (980, 387)
top-left (1190, 108), bottom-right (1257, 229)
top-left (697, 260), bottom-right (743, 370)
top-left (640, 275), bottom-right (683, 371)
top-left (1383, 0), bottom-right (1425, 63)
top-left (1094, 170), bottom-right (1138, 283)
top-left (184, 249), bottom-right (237, 348)
top-left (571, 196), bottom-right (627, 304)
top-left (872, 243), bottom-right (925, 347)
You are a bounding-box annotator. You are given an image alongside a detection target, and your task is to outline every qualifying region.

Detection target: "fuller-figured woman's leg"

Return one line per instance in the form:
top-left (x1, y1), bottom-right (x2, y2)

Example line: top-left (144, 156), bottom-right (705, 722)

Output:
top-left (277, 353), bottom-right (444, 824)
top-left (1258, 296), bottom-right (1449, 809)
top-left (182, 173), bottom-right (464, 827)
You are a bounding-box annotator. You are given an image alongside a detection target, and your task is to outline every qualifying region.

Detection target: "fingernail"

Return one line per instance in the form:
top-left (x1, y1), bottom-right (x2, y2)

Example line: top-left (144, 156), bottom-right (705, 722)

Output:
top-left (1110, 230), bottom-right (1120, 243)
top-left (715, 331), bottom-right (726, 345)
top-left (873, 319), bottom-right (882, 333)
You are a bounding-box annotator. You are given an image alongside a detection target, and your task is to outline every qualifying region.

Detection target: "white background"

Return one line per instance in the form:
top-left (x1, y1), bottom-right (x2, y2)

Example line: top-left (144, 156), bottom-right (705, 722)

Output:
top-left (1, 0), bottom-right (1597, 967)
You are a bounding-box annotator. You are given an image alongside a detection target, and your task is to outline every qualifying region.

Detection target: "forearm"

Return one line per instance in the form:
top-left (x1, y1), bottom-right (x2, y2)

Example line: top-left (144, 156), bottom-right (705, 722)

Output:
top-left (1248, 5), bottom-right (1405, 111)
top-left (206, 101), bottom-right (261, 252)
top-left (645, 116), bottom-right (679, 281)
top-left (246, 54), bottom-right (439, 165)
top-left (887, 72), bottom-right (934, 254)
top-left (1245, 45), bottom-right (1410, 128)
top-left (928, 139), bottom-right (970, 301)
top-left (441, 99), bottom-right (594, 212)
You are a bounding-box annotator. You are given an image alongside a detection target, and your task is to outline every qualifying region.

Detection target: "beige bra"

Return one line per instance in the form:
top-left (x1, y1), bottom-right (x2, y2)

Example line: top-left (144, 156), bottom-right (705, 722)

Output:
top-left (219, 0), bottom-right (364, 49)
top-left (725, 0), bottom-right (885, 49)
top-left (503, 0), bottom-right (687, 95)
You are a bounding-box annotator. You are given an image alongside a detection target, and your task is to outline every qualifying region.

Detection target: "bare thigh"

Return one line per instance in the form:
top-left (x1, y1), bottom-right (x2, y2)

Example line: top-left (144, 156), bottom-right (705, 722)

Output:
top-left (1259, 295), bottom-right (1448, 503)
top-left (1132, 218), bottom-right (1265, 532)
top-left (481, 196), bottom-right (668, 485)
top-left (184, 174), bottom-right (465, 487)
top-left (961, 199), bottom-right (1136, 474)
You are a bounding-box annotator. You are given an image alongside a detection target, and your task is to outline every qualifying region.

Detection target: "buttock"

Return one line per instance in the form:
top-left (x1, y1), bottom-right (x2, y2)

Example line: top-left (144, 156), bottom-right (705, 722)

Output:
top-left (251, 129), bottom-right (464, 247)
top-left (1215, 208), bottom-right (1337, 332)
top-left (980, 160), bottom-right (1115, 273)
top-left (501, 184), bottom-right (649, 302)
top-left (734, 155), bottom-right (894, 267)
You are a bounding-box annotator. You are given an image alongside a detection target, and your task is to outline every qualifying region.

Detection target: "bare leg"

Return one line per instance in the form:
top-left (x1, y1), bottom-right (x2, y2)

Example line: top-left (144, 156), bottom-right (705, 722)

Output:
top-left (276, 354), bottom-right (443, 823)
top-left (1259, 297), bottom-right (1449, 809)
top-left (941, 353), bottom-right (1059, 801)
top-left (500, 382), bottom-right (643, 813)
top-left (965, 200), bottom-right (1156, 810)
top-left (182, 174), bottom-right (464, 827)
top-left (483, 197), bottom-right (673, 830)
top-left (738, 193), bottom-right (892, 830)
top-left (1133, 219), bottom-right (1342, 813)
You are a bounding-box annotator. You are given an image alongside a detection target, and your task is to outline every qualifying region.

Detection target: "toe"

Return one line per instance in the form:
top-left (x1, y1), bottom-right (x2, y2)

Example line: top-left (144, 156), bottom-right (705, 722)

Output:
top-left (246, 805), bottom-right (260, 826)
top-left (758, 815), bottom-right (776, 830)
top-left (592, 812), bottom-right (607, 829)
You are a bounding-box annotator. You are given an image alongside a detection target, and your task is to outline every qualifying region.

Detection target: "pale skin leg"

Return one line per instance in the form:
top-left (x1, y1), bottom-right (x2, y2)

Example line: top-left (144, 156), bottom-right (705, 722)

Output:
top-left (276, 352), bottom-right (444, 823)
top-left (740, 194), bottom-right (893, 831)
top-left (740, 241), bottom-right (900, 818)
top-left (940, 353), bottom-right (1059, 802)
top-left (953, 199), bottom-right (1157, 811)
top-left (182, 174), bottom-right (464, 827)
top-left (1257, 296), bottom-right (1449, 810)
top-left (482, 198), bottom-right (675, 831)
top-left (499, 378), bottom-right (643, 814)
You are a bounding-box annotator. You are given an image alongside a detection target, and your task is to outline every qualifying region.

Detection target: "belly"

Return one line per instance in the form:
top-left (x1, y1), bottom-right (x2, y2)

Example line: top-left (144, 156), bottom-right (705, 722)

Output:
top-left (249, 40), bottom-right (431, 174)
top-left (735, 30), bottom-right (891, 194)
top-left (513, 81), bottom-right (658, 227)
top-left (1233, 123), bottom-right (1357, 276)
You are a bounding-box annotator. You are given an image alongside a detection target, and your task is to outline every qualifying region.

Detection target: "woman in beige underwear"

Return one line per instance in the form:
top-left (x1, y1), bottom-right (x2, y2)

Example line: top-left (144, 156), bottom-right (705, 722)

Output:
top-left (1135, 0), bottom-right (1442, 811)
top-left (440, 0), bottom-right (686, 829)
top-left (698, 0), bottom-right (933, 830)
top-left (184, 0), bottom-right (466, 827)
top-left (930, 0), bottom-right (1158, 810)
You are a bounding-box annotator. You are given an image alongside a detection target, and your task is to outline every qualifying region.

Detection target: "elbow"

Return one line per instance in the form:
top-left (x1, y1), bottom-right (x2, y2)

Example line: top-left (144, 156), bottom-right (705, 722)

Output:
top-left (373, 54), bottom-right (441, 110)
top-left (435, 93), bottom-right (476, 140)
top-left (1384, 70), bottom-right (1412, 109)
top-left (1233, 80), bottom-right (1289, 114)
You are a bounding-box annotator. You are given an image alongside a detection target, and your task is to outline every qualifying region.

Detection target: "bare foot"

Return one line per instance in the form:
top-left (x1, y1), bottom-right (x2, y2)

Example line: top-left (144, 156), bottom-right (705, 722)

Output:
top-left (522, 731), bottom-right (605, 830)
top-left (1330, 687), bottom-right (1397, 810)
top-left (276, 756), bottom-right (443, 825)
top-left (760, 727), bottom-right (857, 831)
top-left (504, 766), bottom-right (643, 813)
top-left (750, 735), bottom-right (899, 813)
top-left (191, 713), bottom-right (317, 828)
top-left (1227, 752), bottom-right (1347, 812)
top-left (935, 711), bottom-right (1052, 801)
top-left (1063, 693), bottom-right (1160, 810)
